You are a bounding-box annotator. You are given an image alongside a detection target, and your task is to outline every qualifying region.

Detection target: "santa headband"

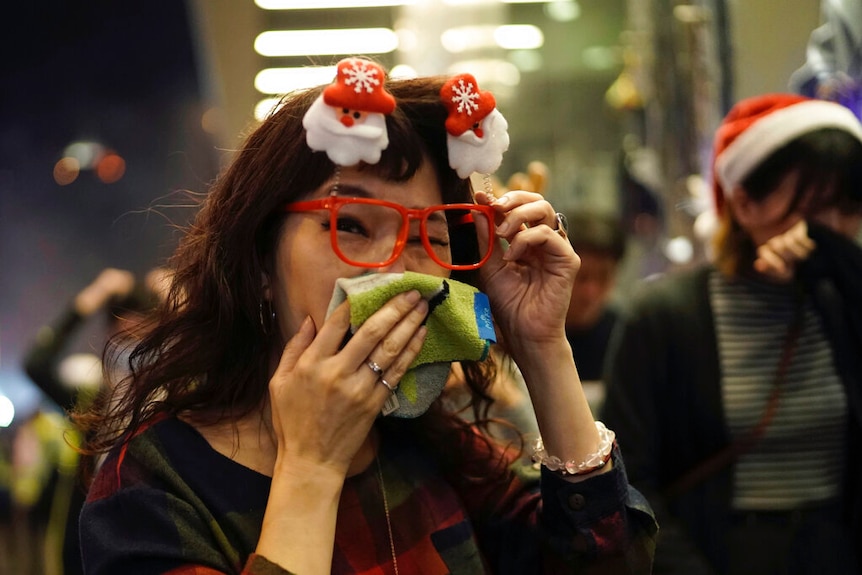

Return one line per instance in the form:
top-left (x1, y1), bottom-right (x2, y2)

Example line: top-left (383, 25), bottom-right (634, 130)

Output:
top-left (302, 58), bottom-right (509, 178)
top-left (712, 93), bottom-right (862, 215)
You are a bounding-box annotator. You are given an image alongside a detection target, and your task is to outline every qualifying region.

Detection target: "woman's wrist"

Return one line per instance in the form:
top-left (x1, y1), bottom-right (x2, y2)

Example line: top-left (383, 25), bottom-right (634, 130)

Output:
top-left (506, 335), bottom-right (572, 381)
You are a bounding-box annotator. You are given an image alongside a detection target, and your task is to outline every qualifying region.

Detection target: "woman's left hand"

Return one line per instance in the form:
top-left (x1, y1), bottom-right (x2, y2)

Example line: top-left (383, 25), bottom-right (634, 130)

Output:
top-left (474, 189), bottom-right (579, 346)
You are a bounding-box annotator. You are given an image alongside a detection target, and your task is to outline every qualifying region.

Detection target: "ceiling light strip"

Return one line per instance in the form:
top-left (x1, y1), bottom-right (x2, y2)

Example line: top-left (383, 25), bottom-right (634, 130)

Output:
top-left (255, 66), bottom-right (339, 94)
top-left (256, 0), bottom-right (412, 9)
top-left (255, 28), bottom-right (399, 57)
top-left (256, 0), bottom-right (550, 9)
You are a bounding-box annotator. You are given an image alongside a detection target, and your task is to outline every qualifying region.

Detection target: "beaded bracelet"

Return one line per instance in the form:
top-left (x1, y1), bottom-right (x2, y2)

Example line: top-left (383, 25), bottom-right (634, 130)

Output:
top-left (531, 421), bottom-right (616, 476)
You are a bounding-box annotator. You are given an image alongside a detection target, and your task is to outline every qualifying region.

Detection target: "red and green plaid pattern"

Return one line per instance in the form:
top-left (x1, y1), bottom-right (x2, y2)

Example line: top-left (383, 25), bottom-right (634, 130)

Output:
top-left (82, 417), bottom-right (656, 574)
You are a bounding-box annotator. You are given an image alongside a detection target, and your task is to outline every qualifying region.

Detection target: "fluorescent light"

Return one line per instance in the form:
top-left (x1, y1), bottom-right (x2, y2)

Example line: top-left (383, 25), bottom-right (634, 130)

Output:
top-left (494, 25), bottom-right (543, 50)
top-left (441, 24), bottom-right (543, 53)
top-left (448, 59), bottom-right (521, 87)
top-left (256, 0), bottom-right (412, 8)
top-left (255, 66), bottom-right (338, 94)
top-left (443, 0), bottom-right (549, 5)
top-left (257, 0), bottom-right (550, 8)
top-left (441, 26), bottom-right (497, 53)
top-left (255, 28), bottom-right (399, 57)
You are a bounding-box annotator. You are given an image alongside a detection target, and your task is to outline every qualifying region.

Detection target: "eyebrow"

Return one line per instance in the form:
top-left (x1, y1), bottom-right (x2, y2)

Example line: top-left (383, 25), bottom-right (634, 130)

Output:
top-left (330, 183), bottom-right (373, 199)
top-left (331, 183), bottom-right (438, 212)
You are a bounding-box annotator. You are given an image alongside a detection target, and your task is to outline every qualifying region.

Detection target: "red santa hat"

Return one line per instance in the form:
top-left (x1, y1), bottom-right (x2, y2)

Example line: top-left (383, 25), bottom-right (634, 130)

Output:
top-left (712, 93), bottom-right (862, 216)
top-left (323, 58), bottom-right (396, 115)
top-left (441, 74), bottom-right (497, 137)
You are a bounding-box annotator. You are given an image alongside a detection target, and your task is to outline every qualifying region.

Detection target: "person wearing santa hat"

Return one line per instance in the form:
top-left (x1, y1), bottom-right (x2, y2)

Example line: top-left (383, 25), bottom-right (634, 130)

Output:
top-left (602, 93), bottom-right (862, 575)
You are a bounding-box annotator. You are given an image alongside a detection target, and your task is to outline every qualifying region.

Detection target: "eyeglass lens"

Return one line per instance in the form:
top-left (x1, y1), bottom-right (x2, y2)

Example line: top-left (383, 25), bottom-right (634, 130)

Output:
top-left (332, 202), bottom-right (489, 268)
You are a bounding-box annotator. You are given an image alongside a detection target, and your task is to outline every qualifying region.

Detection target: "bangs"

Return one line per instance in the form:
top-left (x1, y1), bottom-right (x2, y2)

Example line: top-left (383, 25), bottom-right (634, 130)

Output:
top-left (795, 130), bottom-right (862, 214)
top-left (295, 75), bottom-right (473, 205)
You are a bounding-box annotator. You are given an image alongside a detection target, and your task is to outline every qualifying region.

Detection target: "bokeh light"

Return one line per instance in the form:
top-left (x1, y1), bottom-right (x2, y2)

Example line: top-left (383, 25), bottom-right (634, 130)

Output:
top-left (201, 106), bottom-right (225, 135)
top-left (96, 152), bottom-right (126, 183)
top-left (64, 141), bottom-right (105, 169)
top-left (53, 157), bottom-right (81, 185)
top-left (0, 395), bottom-right (14, 427)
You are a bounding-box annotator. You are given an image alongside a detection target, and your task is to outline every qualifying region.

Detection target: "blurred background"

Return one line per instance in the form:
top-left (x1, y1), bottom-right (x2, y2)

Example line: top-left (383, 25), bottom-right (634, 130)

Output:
top-left (0, 0), bottom-right (825, 570)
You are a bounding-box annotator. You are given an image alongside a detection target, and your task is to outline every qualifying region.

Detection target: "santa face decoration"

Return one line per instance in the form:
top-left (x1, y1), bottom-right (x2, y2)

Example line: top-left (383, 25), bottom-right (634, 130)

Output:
top-left (303, 58), bottom-right (396, 167)
top-left (303, 60), bottom-right (509, 180)
top-left (440, 74), bottom-right (510, 179)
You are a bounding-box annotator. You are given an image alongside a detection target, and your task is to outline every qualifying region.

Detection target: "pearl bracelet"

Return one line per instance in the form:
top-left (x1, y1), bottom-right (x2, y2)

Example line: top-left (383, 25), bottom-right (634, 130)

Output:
top-left (531, 421), bottom-right (616, 476)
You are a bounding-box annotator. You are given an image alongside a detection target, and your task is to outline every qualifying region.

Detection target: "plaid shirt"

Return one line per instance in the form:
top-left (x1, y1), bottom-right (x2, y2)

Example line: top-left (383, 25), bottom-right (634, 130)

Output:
top-left (81, 417), bottom-right (656, 574)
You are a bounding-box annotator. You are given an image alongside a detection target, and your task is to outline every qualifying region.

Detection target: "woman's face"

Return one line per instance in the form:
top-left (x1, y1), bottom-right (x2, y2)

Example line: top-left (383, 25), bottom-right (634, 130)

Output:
top-left (739, 170), bottom-right (806, 246)
top-left (741, 169), bottom-right (862, 245)
top-left (268, 161), bottom-right (450, 343)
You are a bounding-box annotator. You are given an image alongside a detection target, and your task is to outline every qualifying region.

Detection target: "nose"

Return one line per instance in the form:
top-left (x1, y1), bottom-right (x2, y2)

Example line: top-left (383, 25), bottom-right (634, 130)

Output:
top-left (376, 254), bottom-right (408, 274)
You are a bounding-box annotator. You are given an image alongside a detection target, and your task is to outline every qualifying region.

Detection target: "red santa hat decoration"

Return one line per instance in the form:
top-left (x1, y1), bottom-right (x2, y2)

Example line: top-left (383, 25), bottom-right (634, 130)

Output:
top-left (322, 57), bottom-right (396, 115)
top-left (303, 59), bottom-right (509, 179)
top-left (712, 93), bottom-right (862, 216)
top-left (440, 73), bottom-right (510, 179)
top-left (303, 58), bottom-right (396, 166)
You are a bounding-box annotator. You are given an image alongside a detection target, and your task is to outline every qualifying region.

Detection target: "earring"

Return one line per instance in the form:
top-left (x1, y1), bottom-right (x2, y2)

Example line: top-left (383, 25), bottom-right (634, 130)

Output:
top-left (259, 300), bottom-right (276, 335)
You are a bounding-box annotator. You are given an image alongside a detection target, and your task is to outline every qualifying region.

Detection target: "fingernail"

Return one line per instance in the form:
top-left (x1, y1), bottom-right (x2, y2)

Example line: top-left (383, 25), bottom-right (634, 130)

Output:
top-left (300, 315), bottom-right (315, 333)
top-left (404, 289), bottom-right (421, 304)
top-left (497, 222), bottom-right (510, 235)
top-left (495, 195), bottom-right (510, 207)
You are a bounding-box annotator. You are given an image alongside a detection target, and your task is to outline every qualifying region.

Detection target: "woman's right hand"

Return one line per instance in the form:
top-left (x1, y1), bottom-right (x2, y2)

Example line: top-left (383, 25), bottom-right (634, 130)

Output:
top-left (754, 220), bottom-right (816, 282)
top-left (74, 268), bottom-right (135, 316)
top-left (266, 290), bottom-right (428, 478)
top-left (755, 211), bottom-right (862, 282)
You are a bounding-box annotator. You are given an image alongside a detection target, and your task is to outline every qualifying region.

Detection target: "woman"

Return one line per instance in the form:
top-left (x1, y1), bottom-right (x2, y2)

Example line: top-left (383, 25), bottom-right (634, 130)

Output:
top-left (75, 61), bottom-right (657, 574)
top-left (602, 93), bottom-right (862, 574)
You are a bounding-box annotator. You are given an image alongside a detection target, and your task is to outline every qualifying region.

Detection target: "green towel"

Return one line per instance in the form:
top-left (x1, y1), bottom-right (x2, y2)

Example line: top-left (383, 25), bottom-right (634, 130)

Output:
top-left (326, 271), bottom-right (496, 417)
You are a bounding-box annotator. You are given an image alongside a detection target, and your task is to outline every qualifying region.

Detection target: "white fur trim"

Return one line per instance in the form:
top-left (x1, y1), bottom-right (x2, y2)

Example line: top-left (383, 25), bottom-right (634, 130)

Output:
top-left (715, 100), bottom-right (862, 196)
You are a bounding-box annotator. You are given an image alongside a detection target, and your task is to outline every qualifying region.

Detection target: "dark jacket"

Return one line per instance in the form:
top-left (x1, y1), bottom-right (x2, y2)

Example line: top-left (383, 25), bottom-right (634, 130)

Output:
top-left (601, 223), bottom-right (862, 574)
